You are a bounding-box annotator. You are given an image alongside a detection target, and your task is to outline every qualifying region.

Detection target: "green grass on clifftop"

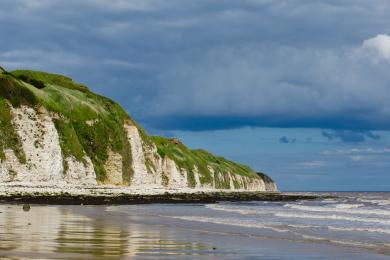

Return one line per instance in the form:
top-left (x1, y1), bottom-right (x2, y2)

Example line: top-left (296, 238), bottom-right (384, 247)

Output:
top-left (0, 98), bottom-right (26, 163)
top-left (151, 136), bottom-right (260, 188)
top-left (12, 70), bottom-right (89, 93)
top-left (0, 69), bottom-right (134, 182)
top-left (0, 67), bottom-right (272, 188)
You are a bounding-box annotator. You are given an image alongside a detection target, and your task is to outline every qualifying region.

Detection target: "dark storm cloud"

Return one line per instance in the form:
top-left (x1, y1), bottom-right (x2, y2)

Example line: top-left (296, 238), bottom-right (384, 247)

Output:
top-left (1, 0), bottom-right (390, 131)
top-left (279, 136), bottom-right (296, 144)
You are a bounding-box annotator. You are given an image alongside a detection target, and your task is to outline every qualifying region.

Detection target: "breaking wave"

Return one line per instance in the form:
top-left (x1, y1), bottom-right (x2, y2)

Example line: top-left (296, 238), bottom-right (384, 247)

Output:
top-left (274, 212), bottom-right (390, 225)
top-left (284, 204), bottom-right (390, 217)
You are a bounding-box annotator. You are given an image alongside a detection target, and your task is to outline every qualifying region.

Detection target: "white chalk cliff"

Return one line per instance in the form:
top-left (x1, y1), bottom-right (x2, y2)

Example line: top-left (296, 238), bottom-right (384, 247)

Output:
top-left (0, 69), bottom-right (277, 192)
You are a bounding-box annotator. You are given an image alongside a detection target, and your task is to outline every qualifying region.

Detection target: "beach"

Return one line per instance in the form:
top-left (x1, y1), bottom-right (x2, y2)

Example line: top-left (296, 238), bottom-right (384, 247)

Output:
top-left (0, 184), bottom-right (320, 204)
top-left (1, 192), bottom-right (389, 259)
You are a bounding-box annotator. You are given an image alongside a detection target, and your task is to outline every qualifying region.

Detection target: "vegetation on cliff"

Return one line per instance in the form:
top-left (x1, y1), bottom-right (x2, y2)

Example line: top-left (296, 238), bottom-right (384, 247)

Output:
top-left (0, 67), bottom-right (273, 188)
top-left (152, 136), bottom-right (260, 188)
top-left (0, 98), bottom-right (26, 162)
top-left (0, 68), bottom-right (133, 182)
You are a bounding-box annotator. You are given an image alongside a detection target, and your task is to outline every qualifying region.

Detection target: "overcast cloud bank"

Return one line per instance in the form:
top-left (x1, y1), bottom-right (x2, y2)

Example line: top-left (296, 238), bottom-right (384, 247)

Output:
top-left (1, 0), bottom-right (390, 131)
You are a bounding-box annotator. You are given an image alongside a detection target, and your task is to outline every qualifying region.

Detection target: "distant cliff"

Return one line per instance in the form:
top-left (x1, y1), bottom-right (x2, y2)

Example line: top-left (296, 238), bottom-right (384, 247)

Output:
top-left (0, 68), bottom-right (276, 191)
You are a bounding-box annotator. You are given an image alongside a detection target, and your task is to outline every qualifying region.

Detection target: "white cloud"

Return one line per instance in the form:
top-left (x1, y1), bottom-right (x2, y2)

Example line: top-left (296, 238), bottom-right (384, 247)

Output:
top-left (362, 34), bottom-right (390, 60)
top-left (295, 161), bottom-right (325, 169)
top-left (15, 0), bottom-right (55, 10)
top-left (322, 147), bottom-right (390, 155)
top-left (13, 0), bottom-right (163, 12)
top-left (350, 155), bottom-right (365, 162)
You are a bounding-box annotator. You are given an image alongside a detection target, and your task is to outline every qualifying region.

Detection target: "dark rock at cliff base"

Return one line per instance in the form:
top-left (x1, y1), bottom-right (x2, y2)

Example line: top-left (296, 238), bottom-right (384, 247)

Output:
top-left (22, 204), bottom-right (31, 212)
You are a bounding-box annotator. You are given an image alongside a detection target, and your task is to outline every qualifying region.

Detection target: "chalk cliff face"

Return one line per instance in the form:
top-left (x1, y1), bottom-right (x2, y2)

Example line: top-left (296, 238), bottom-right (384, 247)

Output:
top-left (0, 68), bottom-right (276, 191)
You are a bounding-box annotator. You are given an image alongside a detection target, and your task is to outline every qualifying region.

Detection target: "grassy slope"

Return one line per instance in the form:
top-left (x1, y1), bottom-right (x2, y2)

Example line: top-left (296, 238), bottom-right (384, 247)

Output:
top-left (0, 98), bottom-right (26, 163)
top-left (152, 136), bottom-right (260, 188)
top-left (1, 70), bottom-right (134, 182)
top-left (0, 71), bottom-right (37, 163)
top-left (0, 68), bottom-right (269, 188)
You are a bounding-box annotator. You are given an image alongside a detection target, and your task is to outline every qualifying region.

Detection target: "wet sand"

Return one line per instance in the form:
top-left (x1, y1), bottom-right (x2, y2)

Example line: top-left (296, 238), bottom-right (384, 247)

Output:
top-left (0, 204), bottom-right (387, 259)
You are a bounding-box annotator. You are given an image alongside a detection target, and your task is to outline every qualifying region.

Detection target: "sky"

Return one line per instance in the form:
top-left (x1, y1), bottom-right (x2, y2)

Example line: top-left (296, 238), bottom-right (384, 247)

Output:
top-left (1, 0), bottom-right (389, 191)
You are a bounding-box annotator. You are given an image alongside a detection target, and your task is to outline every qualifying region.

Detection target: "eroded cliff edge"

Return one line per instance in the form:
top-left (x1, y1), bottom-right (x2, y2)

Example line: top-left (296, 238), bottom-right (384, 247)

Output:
top-left (0, 68), bottom-right (276, 192)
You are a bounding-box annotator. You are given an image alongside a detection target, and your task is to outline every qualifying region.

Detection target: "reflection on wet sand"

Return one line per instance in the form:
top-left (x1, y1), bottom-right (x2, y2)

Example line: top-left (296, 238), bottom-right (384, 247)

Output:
top-left (0, 205), bottom-right (211, 259)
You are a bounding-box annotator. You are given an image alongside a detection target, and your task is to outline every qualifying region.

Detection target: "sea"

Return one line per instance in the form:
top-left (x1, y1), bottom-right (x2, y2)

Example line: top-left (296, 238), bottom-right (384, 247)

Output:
top-left (0, 192), bottom-right (389, 259)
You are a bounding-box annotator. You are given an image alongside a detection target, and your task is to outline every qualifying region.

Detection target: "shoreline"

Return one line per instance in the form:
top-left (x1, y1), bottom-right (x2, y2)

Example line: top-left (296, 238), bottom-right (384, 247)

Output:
top-left (0, 185), bottom-right (331, 204)
top-left (2, 199), bottom-right (386, 259)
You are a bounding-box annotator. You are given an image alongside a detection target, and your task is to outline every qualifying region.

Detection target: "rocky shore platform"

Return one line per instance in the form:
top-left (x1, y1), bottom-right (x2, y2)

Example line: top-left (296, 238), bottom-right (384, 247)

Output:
top-left (0, 185), bottom-right (331, 205)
